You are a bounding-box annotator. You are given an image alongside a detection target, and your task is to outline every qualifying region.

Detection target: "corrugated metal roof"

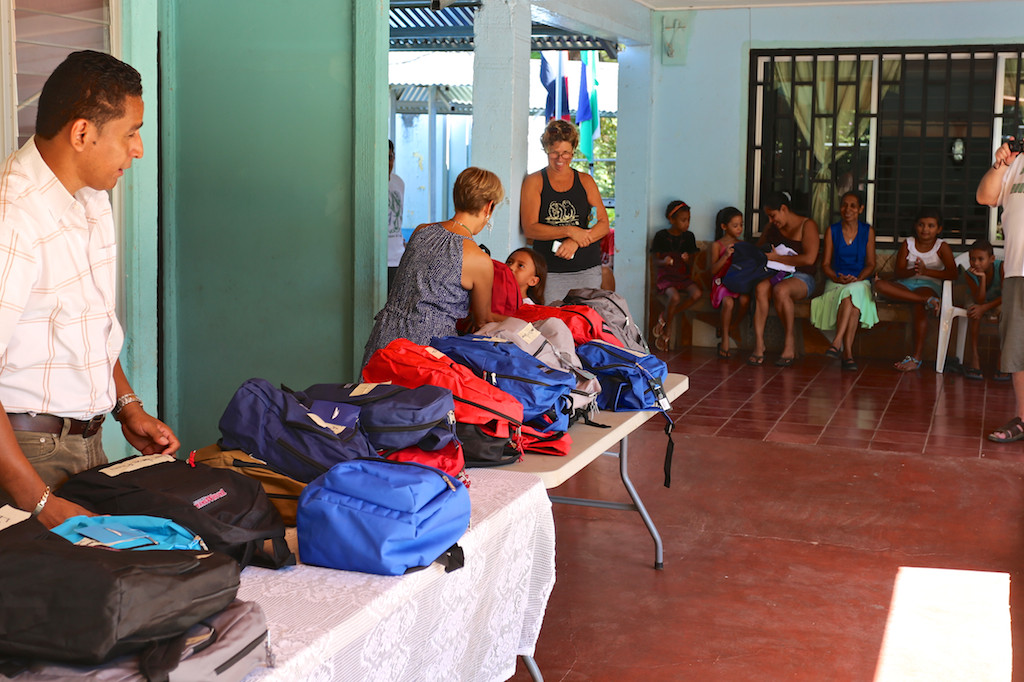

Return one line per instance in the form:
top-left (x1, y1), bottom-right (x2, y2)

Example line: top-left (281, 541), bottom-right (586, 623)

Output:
top-left (391, 82), bottom-right (616, 118)
top-left (391, 83), bottom-right (474, 115)
top-left (389, 2), bottom-right (618, 58)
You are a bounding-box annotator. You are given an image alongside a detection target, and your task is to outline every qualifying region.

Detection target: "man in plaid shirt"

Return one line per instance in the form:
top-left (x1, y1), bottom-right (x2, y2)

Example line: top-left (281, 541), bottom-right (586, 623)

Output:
top-left (0, 51), bottom-right (178, 527)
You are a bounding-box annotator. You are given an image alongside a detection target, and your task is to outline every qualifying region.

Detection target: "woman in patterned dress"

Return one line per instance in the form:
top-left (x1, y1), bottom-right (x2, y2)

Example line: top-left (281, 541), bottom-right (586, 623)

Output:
top-left (362, 167), bottom-right (505, 366)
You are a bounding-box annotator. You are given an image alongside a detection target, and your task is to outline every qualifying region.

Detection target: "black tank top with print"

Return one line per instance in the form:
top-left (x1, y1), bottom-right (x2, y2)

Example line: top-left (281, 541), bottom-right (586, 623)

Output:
top-left (534, 168), bottom-right (601, 273)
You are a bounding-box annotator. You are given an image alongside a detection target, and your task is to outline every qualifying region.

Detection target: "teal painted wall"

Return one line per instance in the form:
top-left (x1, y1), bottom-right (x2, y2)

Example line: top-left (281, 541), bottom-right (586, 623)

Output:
top-left (163, 1), bottom-right (387, 452)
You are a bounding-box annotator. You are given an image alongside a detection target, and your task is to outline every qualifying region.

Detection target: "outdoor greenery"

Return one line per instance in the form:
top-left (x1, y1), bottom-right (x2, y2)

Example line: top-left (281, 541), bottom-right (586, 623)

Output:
top-left (572, 116), bottom-right (617, 225)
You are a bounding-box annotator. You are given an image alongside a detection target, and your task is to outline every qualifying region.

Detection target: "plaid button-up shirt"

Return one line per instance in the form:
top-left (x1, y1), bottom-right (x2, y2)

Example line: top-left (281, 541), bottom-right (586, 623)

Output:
top-left (0, 137), bottom-right (123, 419)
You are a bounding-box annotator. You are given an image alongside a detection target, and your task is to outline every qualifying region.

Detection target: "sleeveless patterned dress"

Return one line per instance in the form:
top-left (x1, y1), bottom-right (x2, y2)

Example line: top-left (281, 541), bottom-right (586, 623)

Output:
top-left (362, 223), bottom-right (470, 366)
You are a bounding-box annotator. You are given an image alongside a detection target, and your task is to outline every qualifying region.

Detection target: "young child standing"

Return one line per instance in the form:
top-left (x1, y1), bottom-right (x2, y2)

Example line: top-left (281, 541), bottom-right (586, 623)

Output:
top-left (649, 200), bottom-right (703, 351)
top-left (873, 207), bottom-right (957, 371)
top-left (709, 206), bottom-right (749, 358)
top-left (506, 247), bottom-right (547, 305)
top-left (961, 239), bottom-right (1004, 380)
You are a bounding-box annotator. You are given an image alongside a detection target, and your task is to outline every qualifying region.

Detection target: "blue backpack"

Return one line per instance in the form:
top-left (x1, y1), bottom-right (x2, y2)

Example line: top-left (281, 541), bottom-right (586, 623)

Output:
top-left (218, 378), bottom-right (377, 483)
top-left (297, 458), bottom-right (470, 576)
top-left (721, 241), bottom-right (774, 294)
top-left (295, 382), bottom-right (458, 453)
top-left (429, 335), bottom-right (576, 432)
top-left (576, 340), bottom-right (676, 487)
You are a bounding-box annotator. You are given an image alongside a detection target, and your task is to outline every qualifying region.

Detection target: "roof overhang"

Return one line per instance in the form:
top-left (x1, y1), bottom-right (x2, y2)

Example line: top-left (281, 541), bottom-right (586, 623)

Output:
top-left (389, 1), bottom-right (619, 58)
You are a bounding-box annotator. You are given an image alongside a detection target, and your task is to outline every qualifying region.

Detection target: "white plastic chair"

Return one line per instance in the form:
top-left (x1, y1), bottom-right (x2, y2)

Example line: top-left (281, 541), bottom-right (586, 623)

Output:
top-left (935, 248), bottom-right (1003, 373)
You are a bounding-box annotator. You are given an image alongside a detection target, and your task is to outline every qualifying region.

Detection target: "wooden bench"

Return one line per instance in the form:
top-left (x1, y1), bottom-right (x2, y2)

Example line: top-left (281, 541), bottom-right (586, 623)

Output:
top-left (649, 242), bottom-right (916, 356)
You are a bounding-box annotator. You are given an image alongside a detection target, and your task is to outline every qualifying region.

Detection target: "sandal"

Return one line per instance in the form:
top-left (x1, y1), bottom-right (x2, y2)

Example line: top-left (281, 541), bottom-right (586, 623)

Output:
top-left (842, 358), bottom-right (858, 372)
top-left (746, 354), bottom-right (765, 367)
top-left (963, 366), bottom-right (984, 381)
top-left (894, 355), bottom-right (922, 372)
top-left (716, 342), bottom-right (732, 359)
top-left (652, 316), bottom-right (666, 340)
top-left (825, 346), bottom-right (842, 360)
top-left (925, 296), bottom-right (940, 317)
top-left (774, 356), bottom-right (796, 367)
top-left (655, 334), bottom-right (668, 352)
top-left (994, 371), bottom-right (1012, 382)
top-left (988, 417), bottom-right (1024, 443)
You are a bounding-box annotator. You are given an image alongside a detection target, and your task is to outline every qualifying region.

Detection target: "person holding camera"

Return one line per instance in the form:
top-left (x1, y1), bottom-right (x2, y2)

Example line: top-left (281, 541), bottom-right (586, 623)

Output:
top-left (977, 137), bottom-right (1024, 442)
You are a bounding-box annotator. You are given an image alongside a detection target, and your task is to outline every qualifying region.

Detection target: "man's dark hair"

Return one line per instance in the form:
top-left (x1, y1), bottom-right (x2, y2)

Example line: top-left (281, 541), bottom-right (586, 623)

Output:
top-left (35, 50), bottom-right (142, 140)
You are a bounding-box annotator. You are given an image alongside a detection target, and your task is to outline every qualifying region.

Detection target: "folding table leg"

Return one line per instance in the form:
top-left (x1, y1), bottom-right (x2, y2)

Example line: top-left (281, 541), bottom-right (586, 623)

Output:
top-left (521, 654), bottom-right (544, 681)
top-left (618, 435), bottom-right (664, 569)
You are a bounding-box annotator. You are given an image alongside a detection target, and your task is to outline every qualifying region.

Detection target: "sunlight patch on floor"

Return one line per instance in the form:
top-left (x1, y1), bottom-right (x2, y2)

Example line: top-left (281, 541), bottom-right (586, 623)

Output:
top-left (874, 566), bottom-right (1011, 682)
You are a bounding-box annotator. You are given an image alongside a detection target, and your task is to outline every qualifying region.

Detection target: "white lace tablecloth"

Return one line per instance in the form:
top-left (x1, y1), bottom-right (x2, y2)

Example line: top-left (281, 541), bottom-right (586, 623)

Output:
top-left (238, 469), bottom-right (555, 682)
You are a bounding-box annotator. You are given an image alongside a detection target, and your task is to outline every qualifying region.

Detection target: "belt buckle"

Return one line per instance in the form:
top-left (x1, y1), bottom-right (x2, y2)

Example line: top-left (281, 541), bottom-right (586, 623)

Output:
top-left (84, 414), bottom-right (106, 437)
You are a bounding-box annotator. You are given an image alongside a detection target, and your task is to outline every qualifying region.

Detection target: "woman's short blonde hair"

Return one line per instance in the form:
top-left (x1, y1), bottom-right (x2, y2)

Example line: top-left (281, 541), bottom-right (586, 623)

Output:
top-left (540, 119), bottom-right (580, 152)
top-left (453, 167), bottom-right (505, 214)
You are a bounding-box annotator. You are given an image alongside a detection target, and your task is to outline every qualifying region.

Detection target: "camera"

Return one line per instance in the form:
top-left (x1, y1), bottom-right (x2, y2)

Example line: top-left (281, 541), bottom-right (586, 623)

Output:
top-left (1007, 138), bottom-right (1024, 153)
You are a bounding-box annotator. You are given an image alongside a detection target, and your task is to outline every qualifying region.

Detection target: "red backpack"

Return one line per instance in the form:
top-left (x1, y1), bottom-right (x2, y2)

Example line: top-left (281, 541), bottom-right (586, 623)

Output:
top-left (514, 304), bottom-right (624, 347)
top-left (362, 338), bottom-right (525, 466)
top-left (457, 260), bottom-right (521, 334)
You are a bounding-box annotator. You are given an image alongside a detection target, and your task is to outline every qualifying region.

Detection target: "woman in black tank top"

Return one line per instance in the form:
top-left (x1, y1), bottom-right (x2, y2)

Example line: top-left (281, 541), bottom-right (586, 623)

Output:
top-left (519, 120), bottom-right (610, 303)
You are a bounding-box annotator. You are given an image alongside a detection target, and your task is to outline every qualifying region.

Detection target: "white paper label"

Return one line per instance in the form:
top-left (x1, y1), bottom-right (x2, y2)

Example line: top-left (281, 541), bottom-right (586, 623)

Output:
top-left (350, 383), bottom-right (378, 397)
top-left (307, 412), bottom-right (346, 435)
top-left (101, 453), bottom-right (176, 477)
top-left (0, 504), bottom-right (30, 531)
top-left (425, 346), bottom-right (446, 359)
top-left (517, 323), bottom-right (541, 344)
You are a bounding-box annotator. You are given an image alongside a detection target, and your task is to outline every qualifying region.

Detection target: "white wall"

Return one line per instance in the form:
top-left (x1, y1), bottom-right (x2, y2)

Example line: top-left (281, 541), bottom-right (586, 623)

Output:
top-left (649, 0), bottom-right (1024, 245)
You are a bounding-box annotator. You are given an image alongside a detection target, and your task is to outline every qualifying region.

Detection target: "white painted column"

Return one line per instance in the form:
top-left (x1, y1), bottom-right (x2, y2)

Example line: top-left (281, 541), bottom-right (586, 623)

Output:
top-left (471, 0), bottom-right (532, 259)
top-left (615, 43), bottom-right (654, 325)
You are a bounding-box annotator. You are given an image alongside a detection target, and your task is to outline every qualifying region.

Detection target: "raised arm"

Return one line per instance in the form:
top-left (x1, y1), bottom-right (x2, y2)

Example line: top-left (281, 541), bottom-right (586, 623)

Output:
top-left (977, 142), bottom-right (1018, 206)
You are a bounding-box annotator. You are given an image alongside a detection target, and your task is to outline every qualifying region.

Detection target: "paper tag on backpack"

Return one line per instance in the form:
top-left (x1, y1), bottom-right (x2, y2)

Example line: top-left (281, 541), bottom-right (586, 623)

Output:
top-left (517, 323), bottom-right (541, 344)
top-left (350, 382), bottom-right (380, 397)
top-left (100, 454), bottom-right (176, 477)
top-left (307, 412), bottom-right (346, 435)
top-left (0, 505), bottom-right (30, 531)
top-left (651, 381), bottom-right (671, 411)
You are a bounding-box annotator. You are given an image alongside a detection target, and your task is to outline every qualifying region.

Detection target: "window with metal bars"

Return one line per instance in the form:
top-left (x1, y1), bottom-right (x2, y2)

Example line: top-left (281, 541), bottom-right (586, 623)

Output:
top-left (747, 46), bottom-right (1024, 247)
top-left (2, 1), bottom-right (113, 156)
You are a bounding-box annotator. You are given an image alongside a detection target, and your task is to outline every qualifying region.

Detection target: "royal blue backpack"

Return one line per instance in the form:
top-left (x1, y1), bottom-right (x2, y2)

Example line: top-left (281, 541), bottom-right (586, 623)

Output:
top-left (297, 458), bottom-right (470, 576)
top-left (576, 340), bottom-right (676, 487)
top-left (218, 378), bottom-right (377, 484)
top-left (295, 382), bottom-right (458, 453)
top-left (430, 335), bottom-right (576, 432)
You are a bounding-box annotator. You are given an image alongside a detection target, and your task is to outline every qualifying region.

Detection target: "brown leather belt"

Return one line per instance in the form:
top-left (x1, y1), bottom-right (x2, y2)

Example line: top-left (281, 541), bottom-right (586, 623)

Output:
top-left (7, 413), bottom-right (106, 438)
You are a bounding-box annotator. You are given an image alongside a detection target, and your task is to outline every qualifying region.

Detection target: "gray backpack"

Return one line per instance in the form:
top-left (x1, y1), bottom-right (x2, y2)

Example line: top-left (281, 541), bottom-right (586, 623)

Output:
top-left (563, 288), bottom-right (650, 354)
top-left (476, 317), bottom-right (601, 423)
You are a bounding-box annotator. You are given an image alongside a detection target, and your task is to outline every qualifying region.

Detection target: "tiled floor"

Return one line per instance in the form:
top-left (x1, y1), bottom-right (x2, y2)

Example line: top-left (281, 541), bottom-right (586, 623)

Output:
top-left (510, 347), bottom-right (1024, 681)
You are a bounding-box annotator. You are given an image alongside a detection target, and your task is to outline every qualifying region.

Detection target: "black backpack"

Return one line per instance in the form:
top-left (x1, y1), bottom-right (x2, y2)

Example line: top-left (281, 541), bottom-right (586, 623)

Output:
top-left (721, 241), bottom-right (774, 294)
top-left (0, 512), bottom-right (240, 666)
top-left (57, 454), bottom-right (295, 569)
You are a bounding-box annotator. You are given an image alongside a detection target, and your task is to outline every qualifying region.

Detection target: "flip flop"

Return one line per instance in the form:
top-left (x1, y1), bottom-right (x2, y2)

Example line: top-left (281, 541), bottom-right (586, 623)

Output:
top-left (655, 335), bottom-right (668, 352)
top-left (774, 356), bottom-right (796, 367)
top-left (963, 366), bottom-right (984, 380)
top-left (825, 346), bottom-right (842, 360)
top-left (842, 358), bottom-right (858, 372)
top-left (894, 355), bottom-right (922, 372)
top-left (652, 316), bottom-right (666, 339)
top-left (925, 296), bottom-right (940, 317)
top-left (746, 354), bottom-right (765, 367)
top-left (988, 417), bottom-right (1024, 443)
top-left (716, 342), bottom-right (732, 359)
top-left (994, 371), bottom-right (1012, 382)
